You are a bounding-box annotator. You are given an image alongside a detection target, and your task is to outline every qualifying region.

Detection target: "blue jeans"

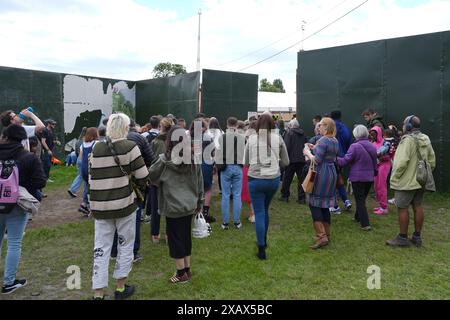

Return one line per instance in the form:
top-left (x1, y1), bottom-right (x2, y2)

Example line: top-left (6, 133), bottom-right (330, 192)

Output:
top-left (248, 177), bottom-right (280, 247)
top-left (69, 160), bottom-right (83, 194)
top-left (42, 152), bottom-right (52, 179)
top-left (220, 165), bottom-right (243, 224)
top-left (0, 206), bottom-right (29, 286)
top-left (337, 185), bottom-right (348, 205)
top-left (82, 179), bottom-right (89, 204)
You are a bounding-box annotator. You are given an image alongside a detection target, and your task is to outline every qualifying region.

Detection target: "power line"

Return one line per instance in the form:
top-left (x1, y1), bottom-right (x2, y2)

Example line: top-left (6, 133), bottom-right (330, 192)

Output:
top-left (238, 0), bottom-right (369, 72)
top-left (216, 0), bottom-right (350, 68)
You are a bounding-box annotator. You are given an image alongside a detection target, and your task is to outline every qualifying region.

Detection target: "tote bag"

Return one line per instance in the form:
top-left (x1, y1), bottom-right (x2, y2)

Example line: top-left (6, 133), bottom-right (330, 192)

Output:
top-left (301, 162), bottom-right (316, 194)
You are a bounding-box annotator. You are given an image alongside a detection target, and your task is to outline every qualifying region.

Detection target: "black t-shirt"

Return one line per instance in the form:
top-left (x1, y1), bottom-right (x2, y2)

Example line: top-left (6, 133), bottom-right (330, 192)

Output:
top-left (41, 128), bottom-right (55, 151)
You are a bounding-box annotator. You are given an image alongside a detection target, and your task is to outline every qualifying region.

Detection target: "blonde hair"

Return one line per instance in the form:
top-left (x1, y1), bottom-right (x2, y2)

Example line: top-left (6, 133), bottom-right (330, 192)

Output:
top-left (159, 117), bottom-right (174, 133)
top-left (106, 113), bottom-right (130, 139)
top-left (320, 117), bottom-right (336, 138)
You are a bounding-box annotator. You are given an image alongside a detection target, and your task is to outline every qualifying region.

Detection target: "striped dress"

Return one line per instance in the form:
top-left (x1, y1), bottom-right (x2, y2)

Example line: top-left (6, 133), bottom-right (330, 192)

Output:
top-left (309, 136), bottom-right (339, 208)
top-left (89, 138), bottom-right (149, 220)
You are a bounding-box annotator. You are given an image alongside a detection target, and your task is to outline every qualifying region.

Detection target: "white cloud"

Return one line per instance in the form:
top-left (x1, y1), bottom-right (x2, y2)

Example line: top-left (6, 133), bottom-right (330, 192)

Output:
top-left (1, 0), bottom-right (450, 94)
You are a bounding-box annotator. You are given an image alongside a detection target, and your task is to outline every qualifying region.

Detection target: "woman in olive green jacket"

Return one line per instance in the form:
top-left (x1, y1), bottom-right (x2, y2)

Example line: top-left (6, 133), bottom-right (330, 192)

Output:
top-left (149, 126), bottom-right (204, 283)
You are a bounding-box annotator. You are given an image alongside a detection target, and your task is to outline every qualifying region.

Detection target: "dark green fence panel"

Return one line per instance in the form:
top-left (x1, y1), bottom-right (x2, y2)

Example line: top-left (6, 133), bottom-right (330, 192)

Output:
top-left (0, 66), bottom-right (64, 155)
top-left (441, 33), bottom-right (450, 193)
top-left (136, 72), bottom-right (199, 126)
top-left (202, 69), bottom-right (258, 128)
top-left (298, 31), bottom-right (450, 190)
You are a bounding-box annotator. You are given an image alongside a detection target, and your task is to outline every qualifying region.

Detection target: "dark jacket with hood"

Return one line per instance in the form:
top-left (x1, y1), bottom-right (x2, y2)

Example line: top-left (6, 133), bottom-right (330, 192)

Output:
top-left (367, 114), bottom-right (386, 130)
top-left (0, 141), bottom-right (47, 200)
top-left (127, 127), bottom-right (155, 167)
top-left (148, 154), bottom-right (204, 218)
top-left (283, 127), bottom-right (307, 163)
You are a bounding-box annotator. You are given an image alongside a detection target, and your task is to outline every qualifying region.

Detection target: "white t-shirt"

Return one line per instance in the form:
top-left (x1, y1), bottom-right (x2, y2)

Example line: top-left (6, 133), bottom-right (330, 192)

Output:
top-left (22, 125), bottom-right (36, 151)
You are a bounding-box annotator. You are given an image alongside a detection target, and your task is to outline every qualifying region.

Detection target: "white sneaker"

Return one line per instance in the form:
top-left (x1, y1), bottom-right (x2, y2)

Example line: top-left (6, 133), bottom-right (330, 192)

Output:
top-left (329, 207), bottom-right (342, 215)
top-left (388, 198), bottom-right (396, 205)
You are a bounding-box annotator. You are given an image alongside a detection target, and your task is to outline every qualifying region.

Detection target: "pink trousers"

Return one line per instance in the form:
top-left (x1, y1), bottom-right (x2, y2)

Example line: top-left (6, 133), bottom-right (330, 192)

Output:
top-left (374, 161), bottom-right (391, 209)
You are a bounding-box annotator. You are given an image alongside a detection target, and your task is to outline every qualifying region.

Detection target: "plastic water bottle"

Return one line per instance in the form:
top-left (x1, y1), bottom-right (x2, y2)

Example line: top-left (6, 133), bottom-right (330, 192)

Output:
top-left (19, 106), bottom-right (34, 120)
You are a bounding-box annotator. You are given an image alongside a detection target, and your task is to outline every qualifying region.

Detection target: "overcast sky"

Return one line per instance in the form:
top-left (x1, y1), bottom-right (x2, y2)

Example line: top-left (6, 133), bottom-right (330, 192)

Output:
top-left (1, 0), bottom-right (449, 93)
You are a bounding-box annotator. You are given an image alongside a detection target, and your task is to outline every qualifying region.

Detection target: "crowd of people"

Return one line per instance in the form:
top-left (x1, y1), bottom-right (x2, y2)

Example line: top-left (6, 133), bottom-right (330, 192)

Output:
top-left (0, 106), bottom-right (436, 299)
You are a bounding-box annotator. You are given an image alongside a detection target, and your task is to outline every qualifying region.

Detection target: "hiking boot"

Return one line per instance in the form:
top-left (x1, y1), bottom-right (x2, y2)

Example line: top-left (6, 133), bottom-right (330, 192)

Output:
top-left (114, 284), bottom-right (135, 300)
top-left (410, 235), bottom-right (422, 248)
top-left (234, 222), bottom-right (242, 229)
top-left (386, 235), bottom-right (411, 247)
top-left (1, 279), bottom-right (27, 295)
top-left (221, 223), bottom-right (229, 230)
top-left (67, 190), bottom-right (77, 198)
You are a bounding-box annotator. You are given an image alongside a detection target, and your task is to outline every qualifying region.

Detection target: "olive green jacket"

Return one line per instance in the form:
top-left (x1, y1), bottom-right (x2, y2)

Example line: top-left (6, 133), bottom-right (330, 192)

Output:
top-left (390, 132), bottom-right (436, 191)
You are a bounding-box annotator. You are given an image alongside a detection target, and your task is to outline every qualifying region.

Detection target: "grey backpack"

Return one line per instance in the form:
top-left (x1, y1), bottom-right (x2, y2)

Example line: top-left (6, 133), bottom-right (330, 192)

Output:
top-left (412, 137), bottom-right (435, 192)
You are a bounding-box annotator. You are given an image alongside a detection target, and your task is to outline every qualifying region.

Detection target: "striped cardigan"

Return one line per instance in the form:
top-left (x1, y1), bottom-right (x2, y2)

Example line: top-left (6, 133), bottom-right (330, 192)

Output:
top-left (89, 138), bottom-right (149, 220)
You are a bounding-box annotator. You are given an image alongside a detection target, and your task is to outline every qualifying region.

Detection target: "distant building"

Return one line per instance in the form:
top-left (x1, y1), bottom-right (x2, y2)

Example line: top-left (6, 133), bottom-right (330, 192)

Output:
top-left (257, 91), bottom-right (296, 121)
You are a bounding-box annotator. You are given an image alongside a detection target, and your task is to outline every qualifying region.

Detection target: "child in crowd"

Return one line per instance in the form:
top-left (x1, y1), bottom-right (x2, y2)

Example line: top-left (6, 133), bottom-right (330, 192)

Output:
top-left (386, 125), bottom-right (401, 205)
top-left (369, 126), bottom-right (393, 215)
top-left (79, 127), bottom-right (98, 216)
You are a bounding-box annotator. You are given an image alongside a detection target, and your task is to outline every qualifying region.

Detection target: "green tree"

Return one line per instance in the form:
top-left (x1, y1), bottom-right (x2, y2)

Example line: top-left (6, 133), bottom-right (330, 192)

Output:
top-left (259, 78), bottom-right (272, 92)
top-left (259, 78), bottom-right (285, 93)
top-left (152, 62), bottom-right (187, 78)
top-left (273, 79), bottom-right (285, 93)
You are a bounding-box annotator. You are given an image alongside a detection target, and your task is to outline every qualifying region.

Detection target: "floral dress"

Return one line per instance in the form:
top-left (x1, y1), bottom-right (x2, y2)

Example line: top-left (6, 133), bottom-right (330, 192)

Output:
top-left (309, 136), bottom-right (339, 208)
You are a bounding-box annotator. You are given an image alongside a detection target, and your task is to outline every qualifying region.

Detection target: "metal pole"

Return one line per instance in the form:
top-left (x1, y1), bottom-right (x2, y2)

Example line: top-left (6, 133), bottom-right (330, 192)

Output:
top-left (301, 20), bottom-right (306, 51)
top-left (197, 9), bottom-right (202, 71)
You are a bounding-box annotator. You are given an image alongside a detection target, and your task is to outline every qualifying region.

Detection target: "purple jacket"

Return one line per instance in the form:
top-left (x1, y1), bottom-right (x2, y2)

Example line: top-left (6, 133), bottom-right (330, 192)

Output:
top-left (337, 138), bottom-right (378, 182)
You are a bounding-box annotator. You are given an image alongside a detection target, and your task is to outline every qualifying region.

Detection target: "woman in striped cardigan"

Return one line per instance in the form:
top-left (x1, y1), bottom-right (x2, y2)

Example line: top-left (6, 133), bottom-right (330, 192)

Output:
top-left (89, 113), bottom-right (149, 300)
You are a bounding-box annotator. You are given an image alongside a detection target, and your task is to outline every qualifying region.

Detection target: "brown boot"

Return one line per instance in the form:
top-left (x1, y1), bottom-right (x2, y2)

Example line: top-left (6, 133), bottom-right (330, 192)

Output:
top-left (310, 222), bottom-right (329, 250)
top-left (323, 222), bottom-right (331, 243)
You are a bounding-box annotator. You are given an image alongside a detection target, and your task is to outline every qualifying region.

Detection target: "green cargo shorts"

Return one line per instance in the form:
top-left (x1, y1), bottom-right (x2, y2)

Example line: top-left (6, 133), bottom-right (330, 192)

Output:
top-left (394, 189), bottom-right (425, 209)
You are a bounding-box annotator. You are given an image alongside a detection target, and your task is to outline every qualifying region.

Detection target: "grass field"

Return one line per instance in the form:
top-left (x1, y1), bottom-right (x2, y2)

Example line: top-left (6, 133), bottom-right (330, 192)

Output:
top-left (1, 166), bottom-right (450, 300)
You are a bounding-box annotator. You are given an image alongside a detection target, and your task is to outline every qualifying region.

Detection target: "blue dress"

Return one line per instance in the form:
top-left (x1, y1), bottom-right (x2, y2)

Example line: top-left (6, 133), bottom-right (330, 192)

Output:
top-left (309, 136), bottom-right (339, 208)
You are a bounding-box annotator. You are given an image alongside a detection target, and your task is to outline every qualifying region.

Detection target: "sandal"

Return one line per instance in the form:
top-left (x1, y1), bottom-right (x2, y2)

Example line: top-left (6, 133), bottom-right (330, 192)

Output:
top-left (170, 272), bottom-right (189, 284)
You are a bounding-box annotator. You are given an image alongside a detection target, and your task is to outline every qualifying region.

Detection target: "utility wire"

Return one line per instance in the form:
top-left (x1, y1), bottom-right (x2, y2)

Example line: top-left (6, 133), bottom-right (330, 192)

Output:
top-left (216, 0), bottom-right (350, 68)
top-left (238, 0), bottom-right (369, 72)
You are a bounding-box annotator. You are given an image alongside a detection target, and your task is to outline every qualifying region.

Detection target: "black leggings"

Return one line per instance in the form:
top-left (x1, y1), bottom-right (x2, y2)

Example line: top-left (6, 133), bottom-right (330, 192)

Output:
top-left (309, 205), bottom-right (331, 224)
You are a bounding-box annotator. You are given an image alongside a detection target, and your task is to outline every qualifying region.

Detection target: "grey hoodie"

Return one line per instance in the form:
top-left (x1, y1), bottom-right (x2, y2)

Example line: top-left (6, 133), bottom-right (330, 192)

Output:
top-left (148, 154), bottom-right (204, 218)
